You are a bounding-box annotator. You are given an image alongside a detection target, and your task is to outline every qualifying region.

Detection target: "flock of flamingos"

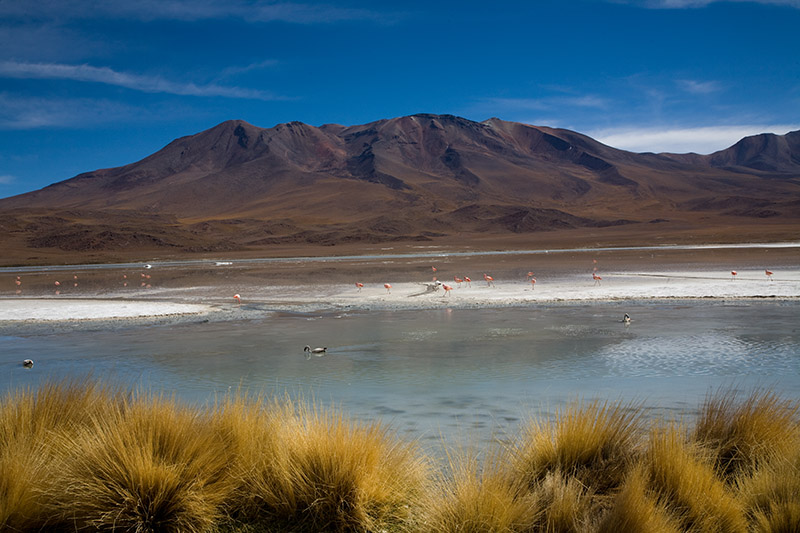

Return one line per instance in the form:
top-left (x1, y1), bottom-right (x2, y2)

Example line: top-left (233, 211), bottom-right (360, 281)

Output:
top-left (8, 263), bottom-right (776, 302)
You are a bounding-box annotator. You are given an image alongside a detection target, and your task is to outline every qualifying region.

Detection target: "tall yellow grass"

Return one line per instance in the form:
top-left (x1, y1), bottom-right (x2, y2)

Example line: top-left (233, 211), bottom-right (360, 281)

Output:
top-left (1, 379), bottom-right (798, 532)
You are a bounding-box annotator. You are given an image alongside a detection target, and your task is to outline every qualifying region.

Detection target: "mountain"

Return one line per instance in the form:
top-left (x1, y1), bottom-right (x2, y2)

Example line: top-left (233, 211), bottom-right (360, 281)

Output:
top-left (1, 114), bottom-right (798, 264)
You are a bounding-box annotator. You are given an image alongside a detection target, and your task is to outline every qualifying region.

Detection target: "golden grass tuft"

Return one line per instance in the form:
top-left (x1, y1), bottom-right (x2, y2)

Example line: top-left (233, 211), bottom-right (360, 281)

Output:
top-left (217, 395), bottom-right (428, 532)
top-left (419, 448), bottom-right (540, 533)
top-left (2, 380), bottom-right (800, 532)
top-left (46, 393), bottom-right (234, 532)
top-left (737, 448), bottom-right (800, 532)
top-left (642, 424), bottom-right (747, 533)
top-left (692, 389), bottom-right (800, 480)
top-left (508, 400), bottom-right (642, 495)
top-left (597, 466), bottom-right (681, 533)
top-left (531, 470), bottom-right (593, 533)
top-left (0, 378), bottom-right (121, 530)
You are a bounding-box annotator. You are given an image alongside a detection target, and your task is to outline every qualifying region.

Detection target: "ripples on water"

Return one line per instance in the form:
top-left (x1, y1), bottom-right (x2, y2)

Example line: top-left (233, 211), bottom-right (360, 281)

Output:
top-left (2, 301), bottom-right (799, 453)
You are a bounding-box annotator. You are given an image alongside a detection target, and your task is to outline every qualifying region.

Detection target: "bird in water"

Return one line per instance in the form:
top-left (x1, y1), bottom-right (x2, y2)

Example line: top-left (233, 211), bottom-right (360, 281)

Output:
top-left (22, 359), bottom-right (33, 368)
top-left (623, 313), bottom-right (631, 324)
top-left (304, 345), bottom-right (327, 359)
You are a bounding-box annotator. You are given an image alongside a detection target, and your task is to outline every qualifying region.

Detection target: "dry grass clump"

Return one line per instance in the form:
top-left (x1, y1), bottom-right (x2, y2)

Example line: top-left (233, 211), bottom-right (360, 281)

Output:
top-left (0, 379), bottom-right (121, 530)
top-left (46, 393), bottom-right (234, 532)
top-left (217, 395), bottom-right (428, 532)
top-left (692, 389), bottom-right (800, 480)
top-left (531, 470), bottom-right (593, 533)
top-left (736, 448), bottom-right (800, 532)
top-left (419, 449), bottom-right (540, 532)
top-left (597, 467), bottom-right (681, 533)
top-left (2, 379), bottom-right (800, 532)
top-left (640, 424), bottom-right (747, 533)
top-left (508, 400), bottom-right (643, 496)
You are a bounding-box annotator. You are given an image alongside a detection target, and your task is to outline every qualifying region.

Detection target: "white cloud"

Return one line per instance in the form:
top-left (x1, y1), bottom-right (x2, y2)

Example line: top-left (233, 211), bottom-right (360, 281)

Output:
top-left (590, 124), bottom-right (800, 154)
top-left (0, 93), bottom-right (164, 129)
top-left (0, 1), bottom-right (390, 24)
top-left (475, 94), bottom-right (610, 115)
top-left (0, 61), bottom-right (283, 100)
top-left (619, 0), bottom-right (800, 8)
top-left (677, 79), bottom-right (722, 94)
top-left (0, 175), bottom-right (16, 185)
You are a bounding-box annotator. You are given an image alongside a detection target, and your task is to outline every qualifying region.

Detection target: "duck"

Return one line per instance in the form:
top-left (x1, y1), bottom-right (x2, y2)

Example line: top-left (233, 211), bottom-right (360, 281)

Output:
top-left (304, 345), bottom-right (327, 358)
top-left (22, 359), bottom-right (34, 368)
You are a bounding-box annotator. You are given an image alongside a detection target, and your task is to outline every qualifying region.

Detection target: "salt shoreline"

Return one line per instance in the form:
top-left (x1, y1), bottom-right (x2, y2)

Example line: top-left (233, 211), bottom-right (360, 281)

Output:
top-left (1, 267), bottom-right (798, 326)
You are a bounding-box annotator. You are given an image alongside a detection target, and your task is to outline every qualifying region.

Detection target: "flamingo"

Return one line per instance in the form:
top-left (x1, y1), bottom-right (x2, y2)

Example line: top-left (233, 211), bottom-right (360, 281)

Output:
top-left (765, 269), bottom-right (773, 281)
top-left (15, 279), bottom-right (21, 286)
top-left (355, 282), bottom-right (364, 291)
top-left (483, 273), bottom-right (494, 287)
top-left (731, 270), bottom-right (738, 280)
top-left (442, 284), bottom-right (453, 297)
top-left (527, 271), bottom-right (534, 279)
top-left (431, 266), bottom-right (437, 273)
top-left (530, 277), bottom-right (536, 290)
top-left (454, 276), bottom-right (463, 288)
top-left (22, 359), bottom-right (33, 368)
top-left (464, 276), bottom-right (471, 287)
top-left (233, 294), bottom-right (241, 304)
top-left (384, 283), bottom-right (392, 293)
top-left (593, 272), bottom-right (602, 285)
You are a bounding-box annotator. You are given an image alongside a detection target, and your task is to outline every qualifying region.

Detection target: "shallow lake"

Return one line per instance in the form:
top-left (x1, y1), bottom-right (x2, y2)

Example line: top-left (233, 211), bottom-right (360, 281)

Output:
top-left (3, 300), bottom-right (799, 453)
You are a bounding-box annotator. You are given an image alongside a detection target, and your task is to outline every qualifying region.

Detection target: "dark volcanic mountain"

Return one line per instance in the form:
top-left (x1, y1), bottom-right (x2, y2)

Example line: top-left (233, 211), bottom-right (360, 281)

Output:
top-left (1, 114), bottom-right (798, 263)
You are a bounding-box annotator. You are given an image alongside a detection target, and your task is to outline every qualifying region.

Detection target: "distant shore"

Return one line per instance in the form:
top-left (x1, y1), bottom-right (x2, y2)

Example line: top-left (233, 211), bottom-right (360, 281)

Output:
top-left (1, 243), bottom-right (797, 332)
top-left (1, 269), bottom-right (797, 332)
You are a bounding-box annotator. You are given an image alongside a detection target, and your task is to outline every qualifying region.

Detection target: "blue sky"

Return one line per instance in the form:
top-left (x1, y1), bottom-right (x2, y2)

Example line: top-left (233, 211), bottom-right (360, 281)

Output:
top-left (1, 0), bottom-right (798, 199)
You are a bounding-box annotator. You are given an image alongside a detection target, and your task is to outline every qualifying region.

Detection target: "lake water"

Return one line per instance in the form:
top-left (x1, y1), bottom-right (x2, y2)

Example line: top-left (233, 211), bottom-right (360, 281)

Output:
top-left (2, 300), bottom-right (799, 453)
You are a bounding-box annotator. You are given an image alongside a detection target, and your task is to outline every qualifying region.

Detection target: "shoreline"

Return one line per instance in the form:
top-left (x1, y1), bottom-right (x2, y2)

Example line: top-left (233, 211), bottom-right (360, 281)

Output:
top-left (2, 243), bottom-right (798, 329)
top-left (1, 267), bottom-right (798, 328)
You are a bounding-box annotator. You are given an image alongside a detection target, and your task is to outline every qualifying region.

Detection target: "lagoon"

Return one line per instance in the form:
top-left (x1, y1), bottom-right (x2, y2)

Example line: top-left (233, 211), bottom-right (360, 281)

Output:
top-left (3, 299), bottom-right (799, 453)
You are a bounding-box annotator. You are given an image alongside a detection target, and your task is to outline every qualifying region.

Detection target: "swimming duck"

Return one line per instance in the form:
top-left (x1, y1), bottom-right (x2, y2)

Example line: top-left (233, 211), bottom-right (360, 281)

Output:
top-left (304, 345), bottom-right (327, 358)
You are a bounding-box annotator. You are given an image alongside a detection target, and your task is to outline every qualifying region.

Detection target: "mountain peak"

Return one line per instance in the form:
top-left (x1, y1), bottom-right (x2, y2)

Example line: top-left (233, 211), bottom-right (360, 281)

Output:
top-left (0, 115), bottom-right (797, 263)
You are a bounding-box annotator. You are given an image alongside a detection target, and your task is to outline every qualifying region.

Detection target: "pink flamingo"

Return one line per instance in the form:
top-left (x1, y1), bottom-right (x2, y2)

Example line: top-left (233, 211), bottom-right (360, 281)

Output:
top-left (593, 272), bottom-right (602, 285)
top-left (464, 276), bottom-right (471, 287)
top-left (233, 294), bottom-right (241, 304)
top-left (483, 273), bottom-right (494, 287)
top-left (731, 270), bottom-right (738, 280)
top-left (530, 277), bottom-right (536, 290)
top-left (454, 276), bottom-right (463, 288)
top-left (384, 283), bottom-right (392, 294)
top-left (355, 282), bottom-right (364, 291)
top-left (442, 284), bottom-right (453, 297)
top-left (527, 271), bottom-right (534, 280)
top-left (765, 269), bottom-right (773, 281)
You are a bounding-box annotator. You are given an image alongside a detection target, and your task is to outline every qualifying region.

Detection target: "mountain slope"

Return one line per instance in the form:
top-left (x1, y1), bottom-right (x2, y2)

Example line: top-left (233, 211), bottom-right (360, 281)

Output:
top-left (1, 115), bottom-right (798, 263)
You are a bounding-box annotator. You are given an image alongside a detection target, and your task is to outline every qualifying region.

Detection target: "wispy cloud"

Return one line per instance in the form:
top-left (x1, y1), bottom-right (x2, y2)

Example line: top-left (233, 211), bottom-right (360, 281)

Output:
top-left (217, 59), bottom-right (280, 80)
top-left (0, 93), bottom-right (172, 130)
top-left (614, 0), bottom-right (800, 9)
top-left (0, 1), bottom-right (392, 24)
top-left (0, 61), bottom-right (283, 100)
top-left (590, 124), bottom-right (800, 153)
top-left (474, 94), bottom-right (610, 115)
top-left (677, 79), bottom-right (722, 94)
top-left (0, 175), bottom-right (16, 185)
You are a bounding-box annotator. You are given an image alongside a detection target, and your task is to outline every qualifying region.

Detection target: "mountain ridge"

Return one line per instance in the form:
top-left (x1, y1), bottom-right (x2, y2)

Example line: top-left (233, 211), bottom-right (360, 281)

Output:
top-left (1, 114), bottom-right (798, 265)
